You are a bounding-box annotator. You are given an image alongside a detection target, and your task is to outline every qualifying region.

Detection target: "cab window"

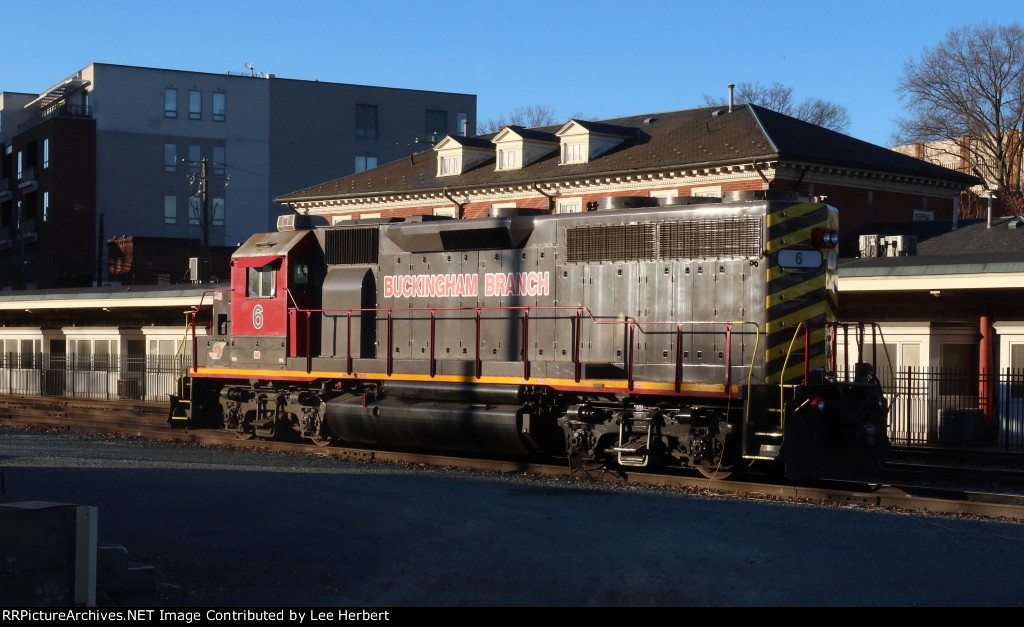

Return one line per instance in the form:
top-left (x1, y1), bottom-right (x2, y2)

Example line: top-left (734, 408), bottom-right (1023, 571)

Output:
top-left (246, 265), bottom-right (277, 298)
top-left (292, 263), bottom-right (309, 294)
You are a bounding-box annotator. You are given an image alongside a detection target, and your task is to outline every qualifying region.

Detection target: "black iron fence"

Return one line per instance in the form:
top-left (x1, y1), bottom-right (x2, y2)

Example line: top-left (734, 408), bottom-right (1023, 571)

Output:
top-left (0, 353), bottom-right (190, 404)
top-left (2, 354), bottom-right (1023, 450)
top-left (883, 367), bottom-right (1024, 451)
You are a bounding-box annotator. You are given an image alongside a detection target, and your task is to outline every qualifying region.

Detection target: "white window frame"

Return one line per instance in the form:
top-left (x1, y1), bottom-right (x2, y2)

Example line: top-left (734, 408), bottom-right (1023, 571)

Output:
top-left (562, 142), bottom-right (586, 164)
top-left (913, 209), bottom-right (934, 221)
top-left (690, 185), bottom-right (722, 198)
top-left (332, 215), bottom-right (353, 224)
top-left (439, 156), bottom-right (460, 175)
top-left (433, 207), bottom-right (456, 218)
top-left (556, 197), bottom-right (583, 214)
top-left (498, 148), bottom-right (519, 170)
top-left (649, 189), bottom-right (679, 199)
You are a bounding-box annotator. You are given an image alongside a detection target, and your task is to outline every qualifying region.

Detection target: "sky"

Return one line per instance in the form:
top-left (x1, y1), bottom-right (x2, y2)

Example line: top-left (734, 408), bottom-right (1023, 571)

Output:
top-left (1, 0), bottom-right (1021, 148)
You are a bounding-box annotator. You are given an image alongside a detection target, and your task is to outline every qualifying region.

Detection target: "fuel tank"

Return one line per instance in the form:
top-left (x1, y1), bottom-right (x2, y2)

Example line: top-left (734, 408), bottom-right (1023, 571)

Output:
top-left (323, 393), bottom-right (546, 456)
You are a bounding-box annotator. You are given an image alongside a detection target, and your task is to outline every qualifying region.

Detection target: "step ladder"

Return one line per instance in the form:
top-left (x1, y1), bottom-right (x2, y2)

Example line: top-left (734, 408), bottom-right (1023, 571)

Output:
top-left (612, 419), bottom-right (651, 467)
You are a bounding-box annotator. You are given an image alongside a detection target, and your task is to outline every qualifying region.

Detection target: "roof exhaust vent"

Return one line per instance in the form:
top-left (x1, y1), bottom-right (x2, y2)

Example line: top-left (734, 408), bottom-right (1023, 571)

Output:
top-left (728, 83), bottom-right (735, 113)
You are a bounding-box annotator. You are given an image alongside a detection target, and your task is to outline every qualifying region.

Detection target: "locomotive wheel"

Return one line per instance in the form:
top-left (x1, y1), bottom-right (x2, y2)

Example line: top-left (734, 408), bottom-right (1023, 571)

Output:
top-left (309, 435), bottom-right (333, 447)
top-left (697, 464), bottom-right (732, 480)
top-left (234, 431), bottom-right (256, 441)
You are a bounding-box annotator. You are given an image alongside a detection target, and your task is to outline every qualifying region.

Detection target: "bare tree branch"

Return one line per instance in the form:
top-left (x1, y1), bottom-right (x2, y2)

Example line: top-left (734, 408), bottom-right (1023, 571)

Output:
top-left (894, 22), bottom-right (1024, 198)
top-left (478, 105), bottom-right (562, 134)
top-left (703, 82), bottom-right (851, 133)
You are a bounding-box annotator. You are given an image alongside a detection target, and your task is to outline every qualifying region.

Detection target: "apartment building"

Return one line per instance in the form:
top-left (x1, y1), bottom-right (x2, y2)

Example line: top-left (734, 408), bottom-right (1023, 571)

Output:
top-left (0, 63), bottom-right (476, 289)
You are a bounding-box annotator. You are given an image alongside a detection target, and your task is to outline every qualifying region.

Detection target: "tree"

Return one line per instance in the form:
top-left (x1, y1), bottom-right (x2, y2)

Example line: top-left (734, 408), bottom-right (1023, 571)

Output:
top-left (894, 22), bottom-right (1024, 208)
top-left (702, 82), bottom-right (851, 133)
top-left (478, 105), bottom-right (561, 134)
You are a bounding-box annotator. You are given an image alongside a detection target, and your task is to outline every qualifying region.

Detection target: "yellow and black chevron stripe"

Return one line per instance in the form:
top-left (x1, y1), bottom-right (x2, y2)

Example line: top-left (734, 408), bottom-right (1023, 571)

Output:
top-left (763, 201), bottom-right (838, 384)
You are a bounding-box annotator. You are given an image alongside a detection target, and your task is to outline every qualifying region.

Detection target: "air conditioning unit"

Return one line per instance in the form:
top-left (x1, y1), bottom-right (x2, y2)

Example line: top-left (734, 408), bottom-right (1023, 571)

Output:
top-left (277, 214), bottom-right (313, 231)
top-left (880, 235), bottom-right (917, 257)
top-left (858, 234), bottom-right (880, 258)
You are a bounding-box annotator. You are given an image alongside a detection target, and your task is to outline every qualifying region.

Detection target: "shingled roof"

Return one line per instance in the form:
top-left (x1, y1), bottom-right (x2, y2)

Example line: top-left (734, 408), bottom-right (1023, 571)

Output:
top-left (276, 104), bottom-right (982, 204)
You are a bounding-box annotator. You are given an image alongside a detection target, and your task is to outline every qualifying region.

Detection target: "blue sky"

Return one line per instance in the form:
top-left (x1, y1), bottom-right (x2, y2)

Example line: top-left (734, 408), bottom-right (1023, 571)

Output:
top-left (2, 0), bottom-right (1020, 148)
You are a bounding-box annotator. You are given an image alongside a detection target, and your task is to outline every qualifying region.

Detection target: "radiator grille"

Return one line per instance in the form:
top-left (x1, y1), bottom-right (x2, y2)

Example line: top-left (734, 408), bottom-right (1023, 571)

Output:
top-left (660, 216), bottom-right (763, 259)
top-left (566, 217), bottom-right (762, 263)
top-left (325, 227), bottom-right (378, 265)
top-left (566, 224), bottom-right (656, 263)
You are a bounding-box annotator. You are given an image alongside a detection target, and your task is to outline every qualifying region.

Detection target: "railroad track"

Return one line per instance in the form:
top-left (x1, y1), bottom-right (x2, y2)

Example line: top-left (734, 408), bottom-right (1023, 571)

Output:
top-left (2, 395), bottom-right (1023, 522)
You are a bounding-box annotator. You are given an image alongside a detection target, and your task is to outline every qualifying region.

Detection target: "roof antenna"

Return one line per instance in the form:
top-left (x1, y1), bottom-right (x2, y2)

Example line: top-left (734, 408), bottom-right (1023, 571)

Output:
top-left (728, 84), bottom-right (735, 113)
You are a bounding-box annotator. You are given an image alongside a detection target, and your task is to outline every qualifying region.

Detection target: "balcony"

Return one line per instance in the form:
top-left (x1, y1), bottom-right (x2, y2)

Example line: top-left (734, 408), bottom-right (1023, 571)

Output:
top-left (16, 103), bottom-right (93, 133)
top-left (0, 179), bottom-right (10, 202)
top-left (17, 167), bottom-right (37, 192)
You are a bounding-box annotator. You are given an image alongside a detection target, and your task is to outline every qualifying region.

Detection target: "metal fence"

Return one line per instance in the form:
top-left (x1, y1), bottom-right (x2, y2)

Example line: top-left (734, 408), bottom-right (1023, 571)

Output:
top-left (3, 353), bottom-right (1023, 451)
top-left (883, 367), bottom-right (1024, 451)
top-left (0, 353), bottom-right (190, 404)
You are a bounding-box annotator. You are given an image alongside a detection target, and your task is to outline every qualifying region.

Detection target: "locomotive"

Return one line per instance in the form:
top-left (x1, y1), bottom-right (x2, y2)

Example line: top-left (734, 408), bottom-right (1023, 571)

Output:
top-left (170, 189), bottom-right (890, 481)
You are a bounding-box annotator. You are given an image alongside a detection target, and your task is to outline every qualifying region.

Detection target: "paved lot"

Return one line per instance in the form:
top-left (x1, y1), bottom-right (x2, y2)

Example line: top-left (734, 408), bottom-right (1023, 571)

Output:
top-left (2, 427), bottom-right (1024, 607)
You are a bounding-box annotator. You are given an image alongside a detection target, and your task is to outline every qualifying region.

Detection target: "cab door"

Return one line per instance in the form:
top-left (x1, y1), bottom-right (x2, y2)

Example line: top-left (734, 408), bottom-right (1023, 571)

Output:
top-left (230, 257), bottom-right (288, 368)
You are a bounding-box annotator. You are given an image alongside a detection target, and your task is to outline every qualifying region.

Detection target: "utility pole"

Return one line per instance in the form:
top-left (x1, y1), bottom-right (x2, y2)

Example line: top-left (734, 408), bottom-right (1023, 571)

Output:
top-left (200, 157), bottom-right (210, 259)
top-left (95, 212), bottom-right (104, 286)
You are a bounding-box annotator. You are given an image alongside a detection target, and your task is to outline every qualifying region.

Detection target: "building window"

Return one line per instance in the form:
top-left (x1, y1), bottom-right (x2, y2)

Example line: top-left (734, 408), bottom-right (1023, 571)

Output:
top-left (189, 90), bottom-right (202, 120)
top-left (433, 207), bottom-right (456, 218)
top-left (331, 215), bottom-right (352, 224)
top-left (43, 192), bottom-right (49, 222)
top-left (1012, 344), bottom-right (1024, 398)
top-left (498, 149), bottom-right (519, 170)
top-left (425, 109), bottom-right (447, 141)
top-left (355, 155), bottom-right (378, 173)
top-left (690, 185), bottom-right (722, 198)
top-left (43, 139), bottom-right (49, 169)
top-left (649, 189), bottom-right (678, 199)
top-left (562, 142), bottom-right (586, 164)
top-left (164, 88), bottom-right (177, 118)
top-left (457, 112), bottom-right (468, 136)
top-left (16, 151), bottom-right (22, 179)
top-left (212, 92), bottom-right (226, 122)
top-left (164, 196), bottom-right (177, 224)
top-left (164, 144), bottom-right (177, 172)
top-left (188, 145), bottom-right (201, 173)
top-left (246, 265), bottom-right (277, 298)
top-left (188, 197), bottom-right (200, 225)
top-left (355, 104), bottom-right (378, 139)
top-left (492, 202), bottom-right (516, 210)
top-left (440, 156), bottom-right (460, 175)
top-left (212, 197), bottom-right (224, 226)
top-left (556, 198), bottom-right (582, 214)
top-left (212, 146), bottom-right (225, 175)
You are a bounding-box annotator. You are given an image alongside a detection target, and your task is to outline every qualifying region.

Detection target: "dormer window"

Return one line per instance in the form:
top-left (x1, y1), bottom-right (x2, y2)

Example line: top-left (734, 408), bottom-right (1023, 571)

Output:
top-left (492, 125), bottom-right (558, 172)
top-left (556, 119), bottom-right (635, 165)
top-left (435, 135), bottom-right (493, 177)
top-left (498, 149), bottom-right (519, 170)
top-left (440, 156), bottom-right (460, 175)
top-left (562, 142), bottom-right (586, 164)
